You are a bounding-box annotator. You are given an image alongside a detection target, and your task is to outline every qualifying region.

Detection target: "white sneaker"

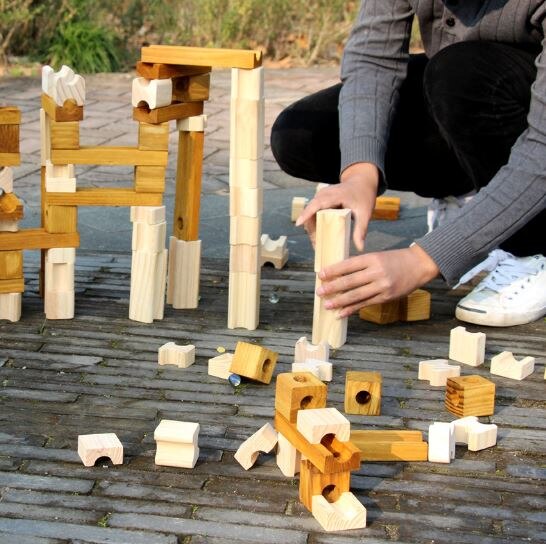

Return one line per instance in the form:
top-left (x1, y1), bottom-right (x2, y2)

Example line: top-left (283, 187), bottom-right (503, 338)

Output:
top-left (455, 250), bottom-right (546, 327)
top-left (427, 191), bottom-right (476, 233)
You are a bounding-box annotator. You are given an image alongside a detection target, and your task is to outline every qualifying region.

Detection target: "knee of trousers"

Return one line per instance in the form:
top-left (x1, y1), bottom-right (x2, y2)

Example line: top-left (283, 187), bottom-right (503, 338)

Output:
top-left (270, 108), bottom-right (307, 178)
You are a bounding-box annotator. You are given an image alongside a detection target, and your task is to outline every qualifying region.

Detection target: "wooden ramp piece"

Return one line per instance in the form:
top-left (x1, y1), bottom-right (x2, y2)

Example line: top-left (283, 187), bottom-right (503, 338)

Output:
top-left (350, 430), bottom-right (428, 461)
top-left (234, 423), bottom-right (278, 470)
top-left (78, 433), bottom-right (123, 467)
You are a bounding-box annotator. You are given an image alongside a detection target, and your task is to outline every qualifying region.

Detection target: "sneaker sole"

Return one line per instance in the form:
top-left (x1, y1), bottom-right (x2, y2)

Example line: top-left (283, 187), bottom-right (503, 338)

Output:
top-left (455, 304), bottom-right (546, 327)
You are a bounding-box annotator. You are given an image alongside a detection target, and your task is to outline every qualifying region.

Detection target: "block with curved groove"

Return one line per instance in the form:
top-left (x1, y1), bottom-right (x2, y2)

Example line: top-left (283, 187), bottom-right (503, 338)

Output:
top-left (292, 359), bottom-right (333, 382)
top-left (234, 423), bottom-right (278, 470)
top-left (445, 375), bottom-right (495, 417)
top-left (154, 419), bottom-right (199, 468)
top-left (132, 77), bottom-right (173, 110)
top-left (453, 416), bottom-right (497, 451)
top-left (294, 336), bottom-right (329, 364)
top-left (42, 65), bottom-right (85, 106)
top-left (230, 341), bottom-right (278, 384)
top-left (260, 234), bottom-right (288, 269)
top-left (0, 167), bottom-right (13, 193)
top-left (490, 351), bottom-right (535, 380)
top-left (275, 372), bottom-right (327, 423)
top-left (276, 432), bottom-right (301, 477)
top-left (78, 433), bottom-right (123, 467)
top-left (418, 359), bottom-right (461, 386)
top-left (158, 342), bottom-right (195, 368)
top-left (311, 492), bottom-right (366, 532)
top-left (428, 422), bottom-right (455, 463)
top-left (449, 326), bottom-right (486, 366)
top-left (297, 408), bottom-right (350, 444)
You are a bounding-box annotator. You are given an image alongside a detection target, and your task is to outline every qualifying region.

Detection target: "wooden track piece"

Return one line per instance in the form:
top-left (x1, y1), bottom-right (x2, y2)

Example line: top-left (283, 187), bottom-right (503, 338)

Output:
top-left (132, 77), bottom-right (172, 110)
top-left (154, 419), bottom-right (200, 468)
top-left (230, 341), bottom-right (278, 384)
top-left (260, 234), bottom-right (288, 269)
top-left (297, 408), bottom-right (350, 444)
top-left (229, 215), bottom-right (261, 246)
top-left (449, 326), bottom-right (486, 367)
top-left (208, 352), bottom-right (234, 380)
top-left (276, 431), bottom-right (301, 477)
top-left (490, 351), bottom-right (535, 380)
top-left (344, 371), bottom-right (382, 416)
top-left (275, 372), bottom-right (327, 423)
top-left (133, 101), bottom-right (204, 124)
top-left (299, 459), bottom-right (351, 511)
top-left (311, 492), bottom-right (367, 532)
top-left (445, 375), bottom-right (495, 417)
top-left (234, 423), bottom-right (278, 470)
top-left (294, 336), bottom-right (329, 363)
top-left (78, 433), bottom-right (123, 467)
top-left (418, 359), bottom-right (461, 386)
top-left (350, 430), bottom-right (428, 461)
top-left (158, 342), bottom-right (195, 368)
top-left (136, 61), bottom-right (211, 80)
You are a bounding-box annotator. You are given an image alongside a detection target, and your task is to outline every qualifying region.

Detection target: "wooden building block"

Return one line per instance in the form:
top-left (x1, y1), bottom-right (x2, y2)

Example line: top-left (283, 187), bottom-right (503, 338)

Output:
top-left (41, 93), bottom-right (83, 122)
top-left (47, 188), bottom-right (163, 207)
top-left (0, 229), bottom-right (79, 250)
top-left (130, 206), bottom-right (166, 225)
top-left (138, 122), bottom-right (169, 151)
top-left (299, 459), bottom-right (351, 511)
top-left (0, 107), bottom-right (21, 125)
top-left (132, 221), bottom-right (166, 252)
top-left (51, 146), bottom-right (168, 167)
top-left (0, 193), bottom-right (23, 221)
top-left (418, 359), bottom-right (461, 386)
top-left (77, 433), bottom-right (123, 467)
top-left (40, 108), bottom-right (51, 166)
top-left (344, 371), bottom-right (382, 416)
top-left (172, 73), bottom-right (210, 102)
top-left (230, 98), bottom-right (264, 161)
top-left (428, 422), bottom-right (455, 463)
top-left (134, 165), bottom-right (166, 193)
top-left (0, 152), bottom-right (20, 166)
top-left (312, 209), bottom-right (350, 349)
top-left (229, 215), bottom-right (261, 246)
top-left (230, 243), bottom-right (259, 274)
top-left (490, 351), bottom-right (535, 380)
top-left (350, 430), bottom-right (428, 462)
top-left (358, 299), bottom-right (400, 325)
top-left (275, 372), bottom-right (327, 424)
top-left (452, 416), bottom-right (498, 451)
top-left (445, 375), bottom-right (496, 417)
top-left (0, 277), bottom-right (24, 293)
top-left (371, 196), bottom-right (400, 221)
top-left (166, 237), bottom-right (201, 309)
top-left (154, 419), bottom-right (199, 469)
top-left (132, 77), bottom-right (172, 110)
top-left (133, 101), bottom-right (204, 124)
top-left (42, 65), bottom-right (85, 106)
top-left (44, 247), bottom-right (76, 320)
top-left (158, 341), bottom-right (195, 368)
top-left (230, 341), bottom-right (278, 384)
top-left (0, 167), bottom-right (13, 193)
top-left (227, 271), bottom-right (260, 330)
top-left (401, 289), bottom-right (431, 321)
top-left (297, 408), bottom-right (350, 444)
top-left (49, 119), bottom-right (79, 150)
top-left (177, 114), bottom-right (208, 132)
top-left (45, 162), bottom-right (76, 192)
top-left (231, 66), bottom-right (264, 100)
top-left (260, 234), bottom-right (288, 270)
top-left (292, 359), bottom-right (333, 382)
top-left (294, 336), bottom-right (330, 364)
top-left (234, 423), bottom-right (278, 470)
top-left (0, 292), bottom-right (22, 322)
top-left (291, 196), bottom-right (308, 222)
top-left (44, 205), bottom-right (78, 233)
top-left (208, 352), bottom-right (234, 380)
top-left (229, 157), bottom-right (263, 189)
top-left (0, 250), bottom-right (23, 279)
top-left (311, 492), bottom-right (367, 532)
top-left (449, 326), bottom-right (486, 367)
top-left (229, 186), bottom-right (263, 217)
top-left (276, 432), bottom-right (301, 477)
top-left (136, 61), bottom-right (211, 80)
top-left (0, 125), bottom-right (19, 154)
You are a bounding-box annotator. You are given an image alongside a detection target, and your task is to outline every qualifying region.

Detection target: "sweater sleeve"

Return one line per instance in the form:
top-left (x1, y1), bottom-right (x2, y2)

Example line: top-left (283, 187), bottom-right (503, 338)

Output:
top-left (339, 0), bottom-right (414, 182)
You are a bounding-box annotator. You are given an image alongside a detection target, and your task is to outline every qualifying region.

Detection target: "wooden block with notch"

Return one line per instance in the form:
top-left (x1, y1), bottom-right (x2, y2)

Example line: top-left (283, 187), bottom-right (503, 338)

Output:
top-left (78, 433), bottom-right (123, 467)
top-left (172, 73), bottom-right (210, 102)
top-left (229, 341), bottom-right (278, 384)
top-left (133, 101), bottom-right (204, 124)
top-left (41, 93), bottom-right (83, 122)
top-left (154, 419), bottom-right (199, 468)
top-left (294, 336), bottom-right (330, 364)
top-left (0, 250), bottom-right (23, 279)
top-left (275, 372), bottom-right (327, 423)
top-left (350, 430), bottom-right (428, 461)
top-left (234, 423), bottom-right (278, 470)
top-left (292, 359), bottom-right (333, 382)
top-left (132, 77), bottom-right (172, 110)
top-left (158, 341), bottom-right (195, 368)
top-left (136, 61), bottom-right (211, 80)
top-left (260, 234), bottom-right (288, 270)
top-left (344, 371), bottom-right (382, 416)
top-left (44, 247), bottom-right (75, 319)
top-left (445, 375), bottom-right (495, 417)
top-left (277, 431), bottom-right (301, 477)
top-left (418, 359), bottom-right (461, 386)
top-left (490, 351), bottom-right (535, 380)
top-left (42, 65), bottom-right (85, 106)
top-left (371, 196), bottom-right (400, 220)
top-left (138, 122), bottom-right (169, 151)
top-left (166, 237), bottom-right (201, 309)
top-left (449, 326), bottom-right (486, 367)
top-left (227, 271), bottom-right (260, 330)
top-left (297, 407), bottom-right (350, 444)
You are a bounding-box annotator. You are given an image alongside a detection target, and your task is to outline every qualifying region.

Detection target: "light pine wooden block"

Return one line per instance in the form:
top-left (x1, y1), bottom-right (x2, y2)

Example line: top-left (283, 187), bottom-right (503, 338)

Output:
top-left (132, 221), bottom-right (167, 252)
top-left (0, 167), bottom-right (13, 193)
top-left (227, 270), bottom-right (260, 330)
top-left (292, 359), bottom-right (333, 382)
top-left (296, 408), bottom-right (350, 444)
top-left (45, 161), bottom-right (76, 192)
top-left (134, 165), bottom-right (166, 193)
top-left (231, 66), bottom-right (264, 100)
top-left (276, 431), bottom-right (301, 477)
top-left (229, 186), bottom-right (263, 217)
top-left (230, 341), bottom-right (278, 384)
top-left (229, 215), bottom-right (261, 246)
top-left (291, 197), bottom-right (308, 222)
top-left (299, 459), bottom-right (351, 511)
top-left (154, 419), bottom-right (200, 469)
top-left (260, 234), bottom-right (288, 270)
top-left (132, 77), bottom-right (172, 109)
top-left (158, 341), bottom-right (195, 368)
top-left (445, 375), bottom-right (496, 417)
top-left (138, 122), bottom-right (169, 151)
top-left (208, 352), bottom-right (234, 380)
top-left (40, 108), bottom-right (51, 166)
top-left (349, 430), bottom-right (428, 462)
top-left (275, 372), bottom-right (327, 424)
top-left (0, 250), bottom-right (23, 279)
top-left (166, 237), bottom-right (201, 309)
top-left (229, 156), bottom-right (263, 189)
top-left (44, 247), bottom-right (75, 320)
top-left (344, 371), bottom-right (382, 416)
top-left (153, 250), bottom-right (168, 321)
top-left (42, 65), bottom-right (86, 106)
top-left (172, 73), bottom-right (210, 102)
top-left (452, 416), bottom-right (497, 451)
top-left (230, 98), bottom-right (264, 161)
top-left (418, 359), bottom-right (461, 386)
top-left (311, 492), bottom-right (366, 532)
top-left (130, 205), bottom-right (166, 225)
top-left (294, 336), bottom-right (330, 364)
top-left (452, 416), bottom-right (479, 443)
top-left (0, 292), bottom-right (21, 322)
top-left (78, 433), bottom-right (123, 467)
top-left (490, 351), bottom-right (535, 380)
top-left (230, 243), bottom-right (259, 274)
top-left (428, 422), bottom-right (455, 463)
top-left (449, 326), bottom-right (486, 366)
top-left (176, 114), bottom-right (208, 132)
top-left (234, 423), bottom-right (278, 470)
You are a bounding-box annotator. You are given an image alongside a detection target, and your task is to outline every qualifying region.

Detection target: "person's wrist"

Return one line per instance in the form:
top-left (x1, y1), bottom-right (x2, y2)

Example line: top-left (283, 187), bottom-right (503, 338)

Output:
top-left (340, 162), bottom-right (379, 189)
top-left (409, 243), bottom-right (440, 283)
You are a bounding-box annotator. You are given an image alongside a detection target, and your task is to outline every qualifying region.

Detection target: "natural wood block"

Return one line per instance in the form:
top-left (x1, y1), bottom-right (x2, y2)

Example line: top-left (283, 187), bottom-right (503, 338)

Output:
top-left (44, 205), bottom-right (78, 233)
top-left (350, 430), bottom-right (428, 461)
top-left (77, 433), bottom-right (123, 467)
top-left (229, 215), bottom-right (261, 246)
top-left (46, 188), bottom-right (163, 207)
top-left (297, 408), bottom-right (350, 444)
top-left (0, 250), bottom-right (23, 279)
top-left (0, 166), bottom-right (13, 193)
top-left (428, 422), bottom-right (455, 463)
top-left (142, 45), bottom-right (263, 70)
top-left (208, 352), bottom-right (234, 380)
top-left (134, 165), bottom-right (166, 193)
top-left (0, 152), bottom-right (20, 166)
top-left (158, 341), bottom-right (195, 368)
top-left (0, 192), bottom-right (24, 221)
top-left (154, 419), bottom-right (199, 468)
top-left (132, 220), bottom-right (166, 252)
top-left (45, 162), bottom-right (76, 192)
top-left (234, 423), bottom-right (278, 470)
top-left (276, 431), bottom-right (301, 477)
top-left (311, 492), bottom-right (366, 532)
top-left (132, 77), bottom-right (172, 110)
top-left (230, 98), bottom-right (264, 161)
top-left (275, 372), bottom-right (327, 424)
top-left (230, 243), bottom-right (259, 274)
top-left (229, 186), bottom-right (263, 217)
top-left (445, 375), bottom-right (495, 417)
top-left (260, 234), bottom-right (288, 270)
top-left (41, 93), bottom-right (83, 122)
top-left (42, 65), bottom-right (85, 106)
top-left (449, 326), bottom-right (486, 367)
top-left (490, 351), bottom-right (535, 380)
top-left (51, 146), bottom-right (168, 166)
top-left (0, 124), bottom-right (20, 154)
top-left (136, 61), bottom-right (211, 80)
top-left (0, 228), bottom-right (79, 250)
top-left (418, 359), bottom-right (461, 386)
top-left (227, 270), bottom-right (260, 330)
top-left (358, 299), bottom-right (400, 324)
top-left (166, 237), bottom-right (201, 309)
top-left (0, 292), bottom-right (21, 322)
top-left (133, 101), bottom-right (204, 124)
top-left (291, 196), bottom-right (309, 222)
top-left (229, 156), bottom-right (263, 189)
top-left (44, 289), bottom-right (75, 320)
top-left (344, 371), bottom-right (382, 416)
top-left (49, 119), bottom-right (79, 150)
top-left (292, 359), bottom-right (333, 382)
top-left (229, 341), bottom-right (278, 384)
top-left (138, 122), bottom-right (169, 151)
top-left (46, 247), bottom-right (75, 264)
top-left (0, 219), bottom-right (18, 232)
top-left (294, 336), bottom-right (330, 364)
top-left (177, 114), bottom-right (207, 133)
top-left (401, 289), bottom-right (431, 321)
top-left (371, 196), bottom-right (400, 220)
top-left (452, 416), bottom-right (498, 451)
top-left (130, 206), bottom-right (166, 225)
top-left (172, 73), bottom-right (210, 102)
top-left (299, 459), bottom-right (351, 511)
top-left (0, 277), bottom-right (24, 294)
top-left (0, 106), bottom-right (21, 125)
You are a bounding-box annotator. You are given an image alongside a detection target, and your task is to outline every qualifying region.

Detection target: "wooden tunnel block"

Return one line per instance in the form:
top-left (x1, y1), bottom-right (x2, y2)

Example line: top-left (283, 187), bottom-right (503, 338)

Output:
top-left (275, 372), bottom-right (327, 423)
top-left (208, 352), bottom-right (234, 380)
top-left (344, 371), bottom-right (382, 416)
top-left (449, 326), bottom-right (486, 366)
top-left (428, 422), bottom-right (455, 463)
top-left (44, 247), bottom-right (75, 320)
top-left (44, 205), bottom-right (78, 233)
top-left (294, 336), bottom-right (330, 364)
top-left (158, 341), bottom-right (195, 368)
top-left (0, 250), bottom-right (23, 279)
top-left (45, 161), bottom-right (76, 192)
top-left (133, 101), bottom-right (204, 124)
top-left (229, 186), bottom-right (263, 217)
top-left (418, 359), bottom-right (461, 386)
top-left (138, 122), bottom-right (169, 151)
top-left (42, 65), bottom-right (85, 106)
top-left (166, 237), bottom-right (201, 309)
top-left (452, 416), bottom-right (498, 451)
top-left (230, 243), bottom-right (259, 274)
top-left (445, 375), bottom-right (495, 417)
top-left (154, 419), bottom-right (200, 469)
top-left (130, 205), bottom-right (166, 225)
top-left (41, 93), bottom-right (83, 123)
top-left (177, 114), bottom-right (208, 133)
top-left (0, 124), bottom-right (20, 154)
top-left (132, 221), bottom-right (167, 252)
top-left (77, 433), bottom-right (123, 467)
top-left (51, 146), bottom-right (168, 167)
top-left (49, 119), bottom-right (79, 150)
top-left (350, 430), bottom-right (428, 462)
top-left (229, 157), bottom-right (263, 189)
top-left (0, 167), bottom-right (13, 193)
top-left (229, 215), bottom-right (261, 246)
top-left (234, 423), bottom-right (278, 470)
top-left (297, 408), bottom-right (350, 444)
top-left (0, 292), bottom-right (22, 322)
top-left (291, 196), bottom-right (309, 222)
top-left (0, 277), bottom-right (24, 294)
top-left (134, 165), bottom-right (166, 193)
top-left (260, 234), bottom-right (288, 270)
top-left (276, 431), bottom-right (301, 477)
top-left (490, 351), bottom-right (535, 380)
top-left (230, 98), bottom-right (264, 161)
top-left (371, 196), bottom-right (401, 221)
top-left (292, 359), bottom-right (333, 382)
top-left (311, 492), bottom-right (367, 532)
top-left (299, 459), bottom-right (351, 511)
top-left (132, 77), bottom-right (172, 110)
top-left (229, 341), bottom-right (278, 384)
top-left (172, 73), bottom-right (210, 102)
top-left (227, 271), bottom-right (260, 330)
top-left (136, 61), bottom-right (211, 80)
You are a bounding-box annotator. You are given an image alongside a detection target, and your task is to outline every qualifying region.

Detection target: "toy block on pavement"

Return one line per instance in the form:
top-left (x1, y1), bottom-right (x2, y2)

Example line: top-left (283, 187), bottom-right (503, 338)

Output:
top-left (452, 416), bottom-right (498, 451)
top-left (260, 234), bottom-right (288, 269)
top-left (177, 114), bottom-right (208, 133)
top-left (350, 430), bottom-right (428, 462)
top-left (0, 292), bottom-right (21, 322)
top-left (344, 371), bottom-right (382, 416)
top-left (311, 492), bottom-right (367, 532)
top-left (371, 196), bottom-right (400, 221)
top-left (418, 359), bottom-right (461, 386)
top-left (154, 419), bottom-right (199, 468)
top-left (234, 422), bottom-right (278, 470)
top-left (490, 351), bottom-right (535, 380)
top-left (449, 326), bottom-right (486, 366)
top-left (49, 119), bottom-right (80, 150)
top-left (0, 167), bottom-right (13, 193)
top-left (428, 422), bottom-right (455, 463)
top-left (132, 77), bottom-right (173, 110)
top-left (229, 243), bottom-right (259, 274)
top-left (229, 341), bottom-right (278, 384)
top-left (445, 375), bottom-right (495, 417)
top-left (275, 372), bottom-right (327, 423)
top-left (42, 65), bottom-right (85, 106)
top-left (296, 408), bottom-right (350, 444)
top-left (291, 196), bottom-right (309, 222)
top-left (208, 352), bottom-right (234, 380)
top-left (294, 336), bottom-right (329, 364)
top-left (276, 431), bottom-right (301, 477)
top-left (133, 101), bottom-right (204, 124)
top-left (158, 342), bottom-right (195, 368)
top-left (78, 433), bottom-right (123, 467)
top-left (292, 359), bottom-right (333, 382)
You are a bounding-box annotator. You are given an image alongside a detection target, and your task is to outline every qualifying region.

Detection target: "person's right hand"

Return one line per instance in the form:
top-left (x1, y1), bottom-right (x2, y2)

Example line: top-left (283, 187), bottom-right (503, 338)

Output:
top-left (295, 162), bottom-right (380, 252)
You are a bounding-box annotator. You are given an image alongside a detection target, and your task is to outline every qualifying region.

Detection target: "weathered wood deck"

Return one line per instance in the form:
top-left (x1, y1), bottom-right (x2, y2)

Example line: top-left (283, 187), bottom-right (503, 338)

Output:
top-left (0, 252), bottom-right (544, 544)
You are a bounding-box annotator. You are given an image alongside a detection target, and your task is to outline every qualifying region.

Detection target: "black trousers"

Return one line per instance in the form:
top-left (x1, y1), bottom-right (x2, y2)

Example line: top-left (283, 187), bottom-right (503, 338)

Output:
top-left (271, 41), bottom-right (545, 256)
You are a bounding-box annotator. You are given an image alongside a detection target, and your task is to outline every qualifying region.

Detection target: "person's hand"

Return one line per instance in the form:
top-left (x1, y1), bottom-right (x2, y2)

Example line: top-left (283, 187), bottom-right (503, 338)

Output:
top-left (296, 162), bottom-right (379, 251)
top-left (316, 244), bottom-right (440, 317)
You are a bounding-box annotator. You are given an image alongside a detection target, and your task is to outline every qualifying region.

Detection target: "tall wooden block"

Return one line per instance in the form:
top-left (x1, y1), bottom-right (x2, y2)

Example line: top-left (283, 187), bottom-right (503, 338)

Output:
top-left (299, 459), bottom-right (351, 511)
top-left (445, 375), bottom-right (495, 417)
top-left (154, 419), bottom-right (199, 469)
top-left (449, 326), bottom-right (486, 367)
top-left (276, 431), bottom-right (301, 477)
top-left (229, 341), bottom-right (278, 384)
top-left (296, 408), bottom-right (350, 444)
top-left (229, 157), bottom-right (263, 189)
top-left (344, 371), bottom-right (382, 416)
top-left (275, 372), bottom-right (327, 423)
top-left (230, 243), bottom-right (259, 274)
top-left (166, 237), bottom-right (201, 309)
top-left (428, 422), bottom-right (455, 463)
top-left (78, 433), bottom-right (123, 467)
top-left (227, 270), bottom-right (260, 330)
top-left (44, 247), bottom-right (75, 320)
top-left (138, 122), bottom-right (169, 151)
top-left (230, 98), bottom-right (264, 161)
top-left (0, 292), bottom-right (21, 322)
top-left (229, 186), bottom-right (263, 217)
top-left (132, 221), bottom-right (167, 252)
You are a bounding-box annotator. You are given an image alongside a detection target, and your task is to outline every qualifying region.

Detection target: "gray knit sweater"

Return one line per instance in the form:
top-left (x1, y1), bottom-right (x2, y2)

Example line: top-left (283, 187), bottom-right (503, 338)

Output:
top-left (339, 0), bottom-right (546, 285)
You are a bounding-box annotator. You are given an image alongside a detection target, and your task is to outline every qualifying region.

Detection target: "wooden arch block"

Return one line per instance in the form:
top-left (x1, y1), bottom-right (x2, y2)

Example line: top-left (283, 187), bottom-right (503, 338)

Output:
top-left (229, 341), bottom-right (278, 384)
top-left (158, 342), bottom-right (195, 368)
top-left (260, 234), bottom-right (288, 269)
top-left (490, 351), bottom-right (535, 380)
top-left (311, 492), bottom-right (366, 532)
top-left (296, 408), bottom-right (350, 444)
top-left (132, 77), bottom-right (173, 110)
top-left (452, 416), bottom-right (497, 451)
top-left (294, 336), bottom-right (329, 364)
top-left (418, 359), bottom-right (461, 386)
top-left (234, 422), bottom-right (278, 470)
top-left (78, 433), bottom-right (123, 467)
top-left (449, 326), bottom-right (486, 366)
top-left (275, 372), bottom-right (327, 423)
top-left (344, 371), bottom-right (382, 415)
top-left (42, 65), bottom-right (85, 106)
top-left (445, 375), bottom-right (495, 417)
top-left (154, 419), bottom-right (200, 468)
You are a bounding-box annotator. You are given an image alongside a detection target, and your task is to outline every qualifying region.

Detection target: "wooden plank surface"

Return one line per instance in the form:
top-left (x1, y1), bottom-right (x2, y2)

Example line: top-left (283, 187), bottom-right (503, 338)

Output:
top-left (45, 188), bottom-right (163, 207)
top-left (50, 147), bottom-right (168, 166)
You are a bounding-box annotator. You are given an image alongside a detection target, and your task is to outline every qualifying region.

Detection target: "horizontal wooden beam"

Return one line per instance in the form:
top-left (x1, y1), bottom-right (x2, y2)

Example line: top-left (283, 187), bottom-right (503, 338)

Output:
top-left (0, 107), bottom-right (21, 125)
top-left (0, 228), bottom-right (79, 250)
top-left (0, 153), bottom-right (20, 167)
top-left (50, 147), bottom-right (168, 166)
top-left (136, 61), bottom-right (211, 80)
top-left (45, 187), bottom-right (163, 207)
top-left (350, 430), bottom-right (428, 461)
top-left (0, 277), bottom-right (24, 294)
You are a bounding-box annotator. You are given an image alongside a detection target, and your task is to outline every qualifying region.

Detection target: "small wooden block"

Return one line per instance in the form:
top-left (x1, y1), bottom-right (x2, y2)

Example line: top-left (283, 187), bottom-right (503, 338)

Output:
top-left (134, 165), bottom-right (166, 193)
top-left (297, 408), bottom-right (350, 444)
top-left (230, 98), bottom-right (264, 161)
top-left (77, 433), bottom-right (123, 467)
top-left (0, 107), bottom-right (21, 125)
top-left (292, 359), bottom-right (333, 382)
top-left (0, 277), bottom-right (24, 294)
top-left (490, 351), bottom-right (535, 380)
top-left (229, 186), bottom-right (263, 217)
top-left (49, 119), bottom-right (79, 150)
top-left (133, 101), bottom-right (204, 124)
top-left (350, 430), bottom-right (428, 462)
top-left (158, 341), bottom-right (195, 368)
top-left (172, 73), bottom-right (211, 102)
top-left (41, 93), bottom-right (83, 122)
top-left (299, 459), bottom-right (351, 511)
top-left (44, 205), bottom-right (78, 233)
top-left (418, 359), bottom-right (461, 386)
top-left (0, 192), bottom-right (24, 221)
top-left (428, 422), bottom-right (455, 463)
top-left (358, 299), bottom-right (400, 324)
top-left (0, 167), bottom-right (13, 193)
top-left (275, 372), bottom-right (327, 423)
top-left (359, 289), bottom-right (431, 324)
top-left (0, 152), bottom-right (20, 166)
top-left (45, 162), bottom-right (76, 192)
top-left (177, 114), bottom-right (208, 133)
top-left (227, 271), bottom-right (260, 330)
top-left (230, 243), bottom-right (259, 274)
top-left (294, 336), bottom-right (330, 364)
top-left (371, 196), bottom-right (401, 221)
top-left (344, 371), bottom-right (382, 416)
top-left (452, 416), bottom-right (498, 451)
top-left (229, 157), bottom-right (263, 189)
top-left (0, 250), bottom-right (23, 279)
top-left (51, 146), bottom-right (168, 167)
top-left (231, 67), bottom-right (264, 100)
top-left (47, 188), bottom-right (163, 207)
top-left (166, 237), bottom-right (201, 309)
top-left (136, 61), bottom-right (211, 80)
top-left (132, 221), bottom-right (166, 252)
top-left (42, 65), bottom-right (85, 106)
top-left (138, 122), bottom-right (169, 151)
top-left (0, 124), bottom-right (20, 154)
top-left (0, 219), bottom-right (18, 232)
top-left (154, 419), bottom-right (199, 468)
top-left (276, 431), bottom-right (301, 477)
top-left (0, 292), bottom-right (21, 322)
top-left (234, 422), bottom-right (278, 470)
top-left (132, 77), bottom-right (173, 110)
top-left (229, 341), bottom-right (278, 384)
top-left (291, 197), bottom-right (308, 222)
top-left (0, 228), bottom-right (79, 250)
top-left (445, 375), bottom-right (496, 417)
top-left (229, 215), bottom-right (261, 246)
top-left (260, 234), bottom-right (288, 270)
top-left (311, 492), bottom-right (366, 532)
top-left (208, 352), bottom-right (234, 380)
top-left (449, 326), bottom-right (486, 367)
top-left (130, 206), bottom-right (166, 225)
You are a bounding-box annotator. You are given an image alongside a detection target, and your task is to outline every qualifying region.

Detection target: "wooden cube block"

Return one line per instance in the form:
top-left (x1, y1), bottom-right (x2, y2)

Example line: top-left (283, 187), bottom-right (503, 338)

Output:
top-left (138, 122), bottom-right (169, 151)
top-left (344, 371), bottom-right (382, 415)
top-left (418, 359), bottom-right (461, 386)
top-left (449, 326), bottom-right (486, 366)
top-left (229, 341), bottom-right (278, 384)
top-left (275, 372), bottom-right (327, 423)
top-left (0, 250), bottom-right (23, 279)
top-left (78, 433), bottom-right (123, 467)
top-left (154, 419), bottom-right (199, 468)
top-left (445, 375), bottom-right (495, 417)
top-left (371, 196), bottom-right (400, 221)
top-left (296, 408), bottom-right (350, 444)
top-left (358, 299), bottom-right (400, 324)
top-left (401, 289), bottom-right (431, 321)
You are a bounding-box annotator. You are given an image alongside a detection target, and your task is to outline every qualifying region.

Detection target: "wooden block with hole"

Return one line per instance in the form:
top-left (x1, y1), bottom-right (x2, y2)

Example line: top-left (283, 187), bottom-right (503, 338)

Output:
top-left (0, 292), bottom-right (21, 322)
top-left (418, 359), bottom-right (461, 386)
top-left (132, 77), bottom-right (172, 110)
top-left (311, 492), bottom-right (366, 532)
top-left (445, 375), bottom-right (495, 417)
top-left (297, 408), bottom-right (350, 444)
top-left (41, 93), bottom-right (83, 123)
top-left (275, 372), bottom-right (327, 423)
top-left (227, 271), bottom-right (260, 330)
top-left (350, 430), bottom-right (428, 461)
top-left (299, 459), bottom-right (351, 511)
top-left (449, 326), bottom-right (486, 367)
top-left (138, 122), bottom-right (169, 151)
top-left (490, 351), bottom-right (535, 380)
top-left (260, 234), bottom-right (288, 269)
top-left (77, 433), bottom-right (123, 467)
top-left (229, 341), bottom-right (278, 384)
top-left (234, 423), bottom-right (278, 470)
top-left (371, 196), bottom-right (400, 220)
top-left (154, 419), bottom-right (199, 468)
top-left (158, 342), bottom-right (195, 368)
top-left (344, 371), bottom-right (382, 416)
top-left (172, 73), bottom-right (210, 102)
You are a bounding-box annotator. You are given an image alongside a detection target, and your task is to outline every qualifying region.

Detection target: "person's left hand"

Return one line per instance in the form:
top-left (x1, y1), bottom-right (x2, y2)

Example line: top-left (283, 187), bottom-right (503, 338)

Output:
top-left (316, 244), bottom-right (440, 317)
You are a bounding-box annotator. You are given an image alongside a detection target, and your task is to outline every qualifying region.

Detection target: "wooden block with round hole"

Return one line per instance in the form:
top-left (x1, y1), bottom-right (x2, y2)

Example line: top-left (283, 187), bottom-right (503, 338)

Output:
top-left (344, 371), bottom-right (382, 416)
top-left (297, 408), bottom-right (350, 444)
top-left (445, 375), bottom-right (495, 417)
top-left (229, 341), bottom-right (278, 384)
top-left (275, 372), bottom-right (327, 423)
